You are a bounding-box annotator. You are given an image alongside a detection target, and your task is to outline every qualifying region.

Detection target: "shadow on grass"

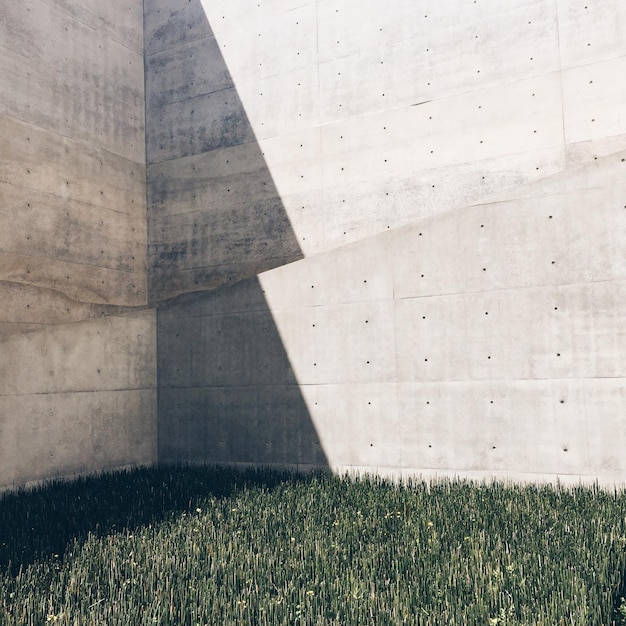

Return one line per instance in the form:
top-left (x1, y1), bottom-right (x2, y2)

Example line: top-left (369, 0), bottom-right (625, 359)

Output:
top-left (0, 465), bottom-right (310, 576)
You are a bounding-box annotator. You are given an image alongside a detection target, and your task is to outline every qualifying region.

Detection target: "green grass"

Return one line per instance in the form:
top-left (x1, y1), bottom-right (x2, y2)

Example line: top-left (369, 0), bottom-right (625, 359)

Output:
top-left (2, 466), bottom-right (626, 625)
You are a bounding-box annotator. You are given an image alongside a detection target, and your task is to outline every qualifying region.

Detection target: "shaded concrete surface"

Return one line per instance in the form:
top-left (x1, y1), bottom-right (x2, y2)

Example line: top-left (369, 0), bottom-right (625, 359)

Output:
top-left (145, 0), bottom-right (303, 302)
top-left (157, 279), bottom-right (327, 469)
top-left (0, 311), bottom-right (157, 490)
top-left (0, 0), bottom-right (152, 490)
top-left (0, 0), bottom-right (147, 321)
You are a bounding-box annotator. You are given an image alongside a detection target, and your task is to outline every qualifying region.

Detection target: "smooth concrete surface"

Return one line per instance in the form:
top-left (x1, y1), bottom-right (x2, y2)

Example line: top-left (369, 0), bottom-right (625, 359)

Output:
top-left (0, 311), bottom-right (157, 490)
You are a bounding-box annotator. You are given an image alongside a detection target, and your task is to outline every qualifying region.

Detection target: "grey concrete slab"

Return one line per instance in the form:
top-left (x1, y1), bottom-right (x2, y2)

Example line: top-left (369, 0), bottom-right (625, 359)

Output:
top-left (0, 389), bottom-right (156, 488)
top-left (44, 0), bottom-right (144, 54)
top-left (144, 0), bottom-right (217, 56)
top-left (145, 0), bottom-right (305, 302)
top-left (396, 378), bottom-right (625, 480)
top-left (0, 251), bottom-right (146, 307)
top-left (0, 312), bottom-right (156, 396)
top-left (0, 311), bottom-right (156, 489)
top-left (0, 281), bottom-right (141, 331)
top-left (0, 183), bottom-right (145, 273)
top-left (395, 281), bottom-right (625, 383)
top-left (145, 36), bottom-right (233, 110)
top-left (0, 114), bottom-right (146, 216)
top-left (299, 383), bottom-right (401, 469)
top-left (0, 4), bottom-right (144, 163)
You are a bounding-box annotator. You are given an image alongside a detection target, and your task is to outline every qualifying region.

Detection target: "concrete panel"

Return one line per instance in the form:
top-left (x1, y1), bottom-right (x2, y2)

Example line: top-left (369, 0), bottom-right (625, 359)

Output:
top-left (562, 56), bottom-right (626, 146)
top-left (260, 233), bottom-right (394, 310)
top-left (0, 251), bottom-right (145, 307)
top-left (0, 311), bottom-right (157, 490)
top-left (0, 115), bottom-right (146, 216)
top-left (0, 1), bottom-right (144, 163)
top-left (177, 144), bottom-right (624, 481)
top-left (319, 73), bottom-right (563, 187)
top-left (557, 1), bottom-right (626, 69)
top-left (395, 281), bottom-right (625, 383)
top-left (0, 282), bottom-right (139, 333)
top-left (146, 36), bottom-right (234, 110)
top-left (0, 390), bottom-right (156, 488)
top-left (316, 1), bottom-right (560, 121)
top-left (45, 0), bottom-right (145, 54)
top-left (148, 0), bottom-right (626, 302)
top-left (144, 0), bottom-right (216, 56)
top-left (146, 87), bottom-right (256, 163)
top-left (0, 183), bottom-right (145, 274)
top-left (0, 312), bottom-right (156, 396)
top-left (392, 182), bottom-right (626, 298)
top-left (397, 379), bottom-right (626, 481)
top-left (0, 0), bottom-right (146, 329)
top-left (300, 383), bottom-right (401, 469)
top-left (321, 147), bottom-right (566, 249)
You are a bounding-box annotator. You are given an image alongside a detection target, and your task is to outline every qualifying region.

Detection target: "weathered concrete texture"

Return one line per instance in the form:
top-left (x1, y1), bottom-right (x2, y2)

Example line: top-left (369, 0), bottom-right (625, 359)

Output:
top-left (1, 0), bottom-right (624, 488)
top-left (0, 0), bottom-right (150, 490)
top-left (0, 281), bottom-right (144, 336)
top-left (144, 0), bottom-right (626, 483)
top-left (0, 0), bottom-right (144, 162)
top-left (146, 0), bottom-right (626, 301)
top-left (0, 312), bottom-right (157, 490)
top-left (0, 0), bottom-right (147, 324)
top-left (157, 281), bottom-right (327, 469)
top-left (144, 0), bottom-right (303, 302)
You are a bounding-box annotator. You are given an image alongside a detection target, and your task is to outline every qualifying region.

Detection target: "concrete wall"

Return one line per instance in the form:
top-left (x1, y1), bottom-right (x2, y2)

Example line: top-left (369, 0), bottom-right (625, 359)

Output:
top-left (158, 282), bottom-right (327, 469)
top-left (0, 311), bottom-right (157, 490)
top-left (152, 0), bottom-right (626, 483)
top-left (1, 0), bottom-right (624, 487)
top-left (0, 1), bottom-right (156, 489)
top-left (0, 0), bottom-right (147, 331)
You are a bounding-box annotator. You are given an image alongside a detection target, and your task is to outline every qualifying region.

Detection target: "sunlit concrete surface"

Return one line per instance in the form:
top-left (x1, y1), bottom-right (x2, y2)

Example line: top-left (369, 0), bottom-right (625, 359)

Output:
top-left (152, 0), bottom-right (625, 484)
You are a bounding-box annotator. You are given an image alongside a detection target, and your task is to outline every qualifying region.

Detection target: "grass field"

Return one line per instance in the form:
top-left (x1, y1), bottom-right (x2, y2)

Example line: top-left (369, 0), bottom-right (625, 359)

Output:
top-left (2, 466), bottom-right (626, 625)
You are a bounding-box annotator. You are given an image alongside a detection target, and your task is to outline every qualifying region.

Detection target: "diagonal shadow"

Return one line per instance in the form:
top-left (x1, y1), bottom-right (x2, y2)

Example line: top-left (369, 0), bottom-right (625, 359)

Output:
top-left (0, 465), bottom-right (316, 575)
top-left (144, 0), bottom-right (328, 469)
top-left (145, 0), bottom-right (304, 301)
